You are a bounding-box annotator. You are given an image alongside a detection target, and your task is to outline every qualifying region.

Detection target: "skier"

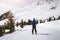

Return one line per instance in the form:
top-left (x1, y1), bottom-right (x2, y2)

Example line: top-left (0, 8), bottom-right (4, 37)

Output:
top-left (32, 18), bottom-right (37, 34)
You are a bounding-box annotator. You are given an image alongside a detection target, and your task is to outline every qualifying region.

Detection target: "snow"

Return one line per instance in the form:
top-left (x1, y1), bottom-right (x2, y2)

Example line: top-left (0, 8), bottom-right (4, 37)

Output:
top-left (0, 0), bottom-right (60, 40)
top-left (0, 19), bottom-right (8, 26)
top-left (0, 20), bottom-right (60, 40)
top-left (5, 30), bottom-right (10, 33)
top-left (11, 0), bottom-right (60, 22)
top-left (0, 0), bottom-right (60, 22)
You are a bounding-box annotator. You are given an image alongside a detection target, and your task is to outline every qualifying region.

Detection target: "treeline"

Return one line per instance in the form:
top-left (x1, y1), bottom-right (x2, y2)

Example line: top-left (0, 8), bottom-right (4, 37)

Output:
top-left (16, 16), bottom-right (60, 28)
top-left (16, 19), bottom-right (38, 28)
top-left (40, 16), bottom-right (60, 23)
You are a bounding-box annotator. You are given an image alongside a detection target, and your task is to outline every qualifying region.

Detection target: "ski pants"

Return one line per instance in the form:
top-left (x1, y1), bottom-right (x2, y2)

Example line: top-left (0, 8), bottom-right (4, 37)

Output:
top-left (32, 26), bottom-right (37, 34)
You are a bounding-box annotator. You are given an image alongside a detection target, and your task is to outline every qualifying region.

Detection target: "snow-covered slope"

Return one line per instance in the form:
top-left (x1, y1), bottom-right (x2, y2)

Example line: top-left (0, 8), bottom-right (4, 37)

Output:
top-left (0, 0), bottom-right (60, 25)
top-left (0, 0), bottom-right (60, 22)
top-left (0, 0), bottom-right (60, 40)
top-left (11, 0), bottom-right (60, 22)
top-left (0, 20), bottom-right (60, 40)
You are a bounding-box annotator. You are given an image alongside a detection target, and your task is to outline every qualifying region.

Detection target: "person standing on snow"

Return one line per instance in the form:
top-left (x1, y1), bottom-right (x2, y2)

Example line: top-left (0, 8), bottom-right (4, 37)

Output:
top-left (32, 18), bottom-right (37, 34)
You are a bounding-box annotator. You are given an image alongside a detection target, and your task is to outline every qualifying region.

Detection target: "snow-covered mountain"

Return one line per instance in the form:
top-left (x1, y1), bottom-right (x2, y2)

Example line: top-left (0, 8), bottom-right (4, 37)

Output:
top-left (11, 0), bottom-right (60, 22)
top-left (0, 0), bottom-right (60, 23)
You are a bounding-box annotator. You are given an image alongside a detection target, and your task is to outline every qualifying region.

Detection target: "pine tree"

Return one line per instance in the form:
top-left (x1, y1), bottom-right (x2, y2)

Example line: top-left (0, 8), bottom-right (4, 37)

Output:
top-left (0, 26), bottom-right (3, 36)
top-left (16, 22), bottom-right (19, 27)
top-left (28, 19), bottom-right (32, 25)
top-left (20, 19), bottom-right (24, 28)
top-left (5, 11), bottom-right (15, 33)
top-left (8, 14), bottom-right (15, 33)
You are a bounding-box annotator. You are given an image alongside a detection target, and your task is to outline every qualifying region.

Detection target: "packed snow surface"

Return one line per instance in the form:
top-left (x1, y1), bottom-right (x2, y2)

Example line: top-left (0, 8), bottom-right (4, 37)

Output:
top-left (0, 20), bottom-right (60, 40)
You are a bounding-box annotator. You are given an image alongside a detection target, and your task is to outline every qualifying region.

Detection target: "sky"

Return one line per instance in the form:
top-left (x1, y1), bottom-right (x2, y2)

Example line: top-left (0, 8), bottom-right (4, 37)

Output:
top-left (0, 0), bottom-right (42, 14)
top-left (0, 0), bottom-right (41, 9)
